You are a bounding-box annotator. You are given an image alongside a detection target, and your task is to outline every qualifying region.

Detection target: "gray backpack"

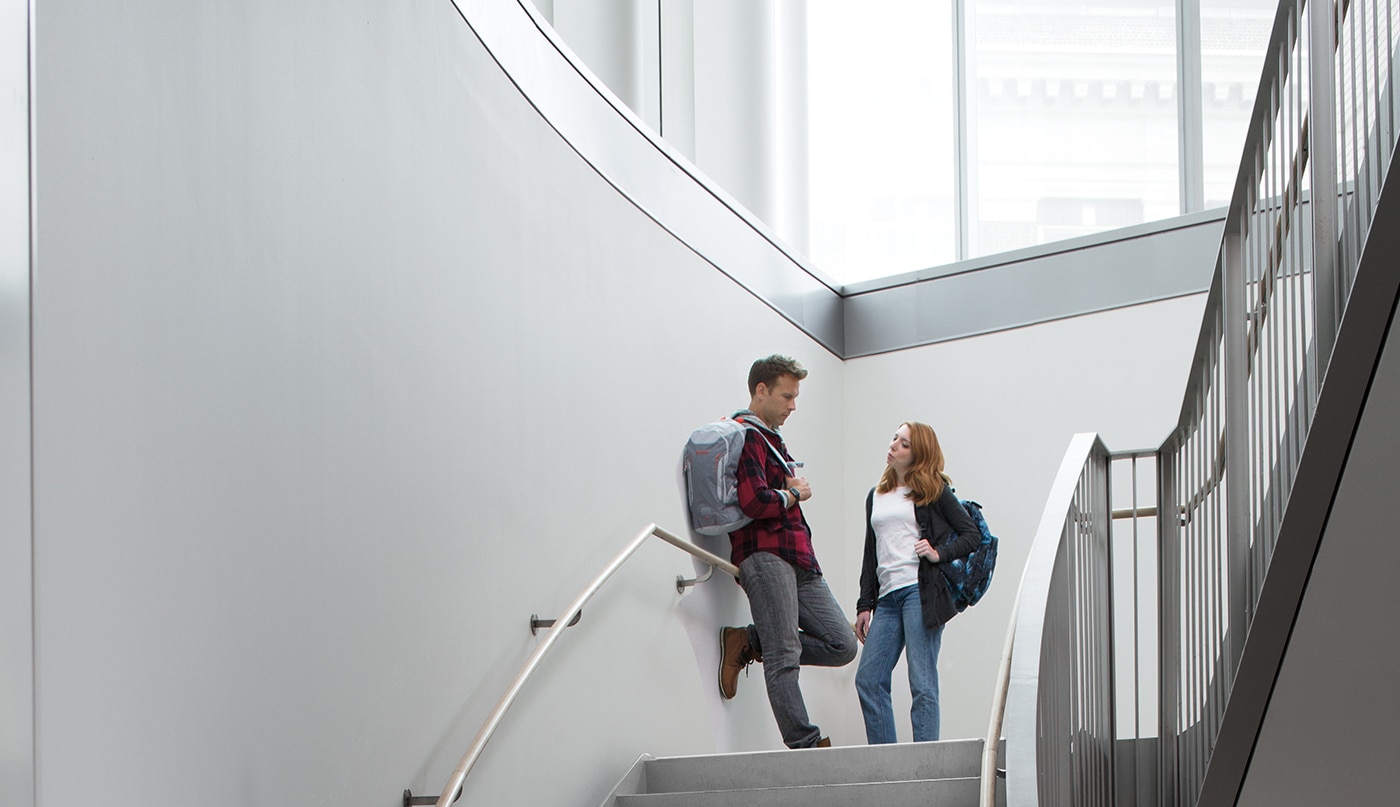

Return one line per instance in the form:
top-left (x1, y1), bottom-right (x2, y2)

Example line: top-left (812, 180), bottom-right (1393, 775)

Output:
top-left (683, 415), bottom-right (788, 536)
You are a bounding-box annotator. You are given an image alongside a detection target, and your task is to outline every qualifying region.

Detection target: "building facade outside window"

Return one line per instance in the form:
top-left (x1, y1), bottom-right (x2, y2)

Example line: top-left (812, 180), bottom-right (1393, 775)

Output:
top-left (539, 0), bottom-right (1276, 285)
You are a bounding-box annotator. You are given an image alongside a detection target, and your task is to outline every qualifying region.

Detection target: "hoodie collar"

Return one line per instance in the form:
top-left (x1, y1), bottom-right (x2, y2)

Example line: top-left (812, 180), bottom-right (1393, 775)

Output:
top-left (732, 408), bottom-right (781, 435)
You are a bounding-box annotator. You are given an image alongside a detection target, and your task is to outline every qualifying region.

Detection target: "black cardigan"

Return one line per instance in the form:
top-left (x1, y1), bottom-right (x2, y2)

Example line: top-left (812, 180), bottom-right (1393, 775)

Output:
top-left (857, 485), bottom-right (982, 629)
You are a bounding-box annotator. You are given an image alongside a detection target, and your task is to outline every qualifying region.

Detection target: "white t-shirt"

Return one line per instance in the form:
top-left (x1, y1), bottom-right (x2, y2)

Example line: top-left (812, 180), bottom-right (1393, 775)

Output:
top-left (872, 486), bottom-right (921, 599)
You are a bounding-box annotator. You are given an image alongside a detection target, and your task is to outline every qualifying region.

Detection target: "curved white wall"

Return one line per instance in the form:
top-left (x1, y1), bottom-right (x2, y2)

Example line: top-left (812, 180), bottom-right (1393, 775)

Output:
top-left (2, 1), bottom-right (33, 805)
top-left (30, 1), bottom-right (839, 805)
top-left (21, 1), bottom-right (1207, 805)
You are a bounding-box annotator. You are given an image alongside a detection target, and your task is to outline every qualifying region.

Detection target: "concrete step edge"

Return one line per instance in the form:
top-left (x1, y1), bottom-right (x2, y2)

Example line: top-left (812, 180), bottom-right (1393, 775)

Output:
top-left (646, 737), bottom-right (984, 765)
top-left (618, 775), bottom-right (980, 799)
top-left (642, 739), bottom-right (984, 792)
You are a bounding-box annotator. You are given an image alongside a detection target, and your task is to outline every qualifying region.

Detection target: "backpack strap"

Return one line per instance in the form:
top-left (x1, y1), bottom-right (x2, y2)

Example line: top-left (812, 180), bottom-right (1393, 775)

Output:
top-left (733, 415), bottom-right (797, 475)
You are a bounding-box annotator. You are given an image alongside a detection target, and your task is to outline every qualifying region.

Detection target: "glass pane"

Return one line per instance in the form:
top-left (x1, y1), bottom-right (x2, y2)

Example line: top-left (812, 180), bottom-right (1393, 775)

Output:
top-left (969, 0), bottom-right (1180, 257)
top-left (807, 0), bottom-right (956, 284)
top-left (1201, 0), bottom-right (1276, 208)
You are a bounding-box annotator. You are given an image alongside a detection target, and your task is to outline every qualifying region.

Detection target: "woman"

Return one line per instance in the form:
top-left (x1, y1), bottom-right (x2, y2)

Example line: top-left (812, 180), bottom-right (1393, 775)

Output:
top-left (854, 421), bottom-right (980, 744)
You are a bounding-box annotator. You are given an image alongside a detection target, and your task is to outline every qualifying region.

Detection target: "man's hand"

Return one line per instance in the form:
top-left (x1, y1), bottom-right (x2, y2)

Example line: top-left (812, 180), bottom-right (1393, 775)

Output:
top-left (785, 476), bottom-right (812, 501)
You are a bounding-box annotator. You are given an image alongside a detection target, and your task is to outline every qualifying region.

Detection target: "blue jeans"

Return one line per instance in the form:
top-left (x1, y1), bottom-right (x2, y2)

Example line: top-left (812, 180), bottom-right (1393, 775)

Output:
top-left (738, 552), bottom-right (858, 748)
top-left (855, 583), bottom-right (944, 744)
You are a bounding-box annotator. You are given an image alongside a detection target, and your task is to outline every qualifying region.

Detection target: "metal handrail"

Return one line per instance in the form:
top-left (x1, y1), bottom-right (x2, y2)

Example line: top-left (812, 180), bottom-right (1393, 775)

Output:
top-left (1003, 433), bottom-right (1113, 807)
top-left (1155, 1), bottom-right (1400, 803)
top-left (985, 441), bottom-right (1154, 807)
top-left (421, 523), bottom-right (737, 807)
top-left (996, 1), bottom-right (1400, 803)
top-left (979, 593), bottom-right (1019, 807)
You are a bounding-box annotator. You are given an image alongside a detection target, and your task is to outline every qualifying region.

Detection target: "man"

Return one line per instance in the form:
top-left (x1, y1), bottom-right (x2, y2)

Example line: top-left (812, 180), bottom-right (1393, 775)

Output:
top-left (718, 354), bottom-right (857, 749)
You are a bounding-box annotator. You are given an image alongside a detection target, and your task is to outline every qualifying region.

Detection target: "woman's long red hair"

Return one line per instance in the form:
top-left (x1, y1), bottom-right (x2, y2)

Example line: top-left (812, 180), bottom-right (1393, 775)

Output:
top-left (876, 421), bottom-right (950, 506)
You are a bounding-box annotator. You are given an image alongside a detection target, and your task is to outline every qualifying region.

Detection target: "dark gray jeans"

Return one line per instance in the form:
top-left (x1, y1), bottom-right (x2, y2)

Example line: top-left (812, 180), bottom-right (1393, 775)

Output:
top-left (738, 552), bottom-right (858, 748)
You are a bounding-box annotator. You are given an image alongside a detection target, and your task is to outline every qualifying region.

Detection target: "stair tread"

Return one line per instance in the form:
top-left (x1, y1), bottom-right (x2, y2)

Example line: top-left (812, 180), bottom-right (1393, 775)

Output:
top-left (615, 775), bottom-right (980, 806)
top-left (642, 738), bottom-right (983, 793)
top-left (648, 737), bottom-right (981, 764)
top-left (631, 775), bottom-right (978, 795)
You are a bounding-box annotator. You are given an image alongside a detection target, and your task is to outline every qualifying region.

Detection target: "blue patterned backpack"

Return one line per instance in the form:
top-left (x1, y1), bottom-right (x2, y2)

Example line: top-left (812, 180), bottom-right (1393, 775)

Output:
top-left (941, 499), bottom-right (998, 612)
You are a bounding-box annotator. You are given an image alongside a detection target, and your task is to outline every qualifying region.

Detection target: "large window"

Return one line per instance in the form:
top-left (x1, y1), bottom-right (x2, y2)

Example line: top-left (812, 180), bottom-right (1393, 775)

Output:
top-left (1200, 1), bottom-right (1278, 207)
top-left (542, 0), bottom-right (1278, 285)
top-left (806, 1), bottom-right (956, 284)
top-left (968, 1), bottom-right (1180, 256)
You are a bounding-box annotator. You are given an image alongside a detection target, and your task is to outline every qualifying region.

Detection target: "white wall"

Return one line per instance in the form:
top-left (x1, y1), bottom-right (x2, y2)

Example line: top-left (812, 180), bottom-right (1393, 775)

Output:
top-left (838, 296), bottom-right (1205, 741)
top-left (23, 1), bottom-right (1209, 806)
top-left (549, 0), bottom-right (660, 130)
top-left (29, 2), bottom-right (837, 806)
top-left (1, 0), bottom-right (33, 804)
top-left (551, 0), bottom-right (812, 257)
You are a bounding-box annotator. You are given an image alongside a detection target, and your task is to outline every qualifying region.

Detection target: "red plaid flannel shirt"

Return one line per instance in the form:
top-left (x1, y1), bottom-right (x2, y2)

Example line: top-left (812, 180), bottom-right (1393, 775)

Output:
top-left (728, 419), bottom-right (821, 574)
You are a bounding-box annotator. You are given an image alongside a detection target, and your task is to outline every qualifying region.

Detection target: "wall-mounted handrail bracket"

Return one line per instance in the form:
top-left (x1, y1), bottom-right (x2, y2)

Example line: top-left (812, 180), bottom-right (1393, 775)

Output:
top-left (529, 610), bottom-right (582, 636)
top-left (676, 562), bottom-right (716, 593)
top-left (404, 788), bottom-right (459, 806)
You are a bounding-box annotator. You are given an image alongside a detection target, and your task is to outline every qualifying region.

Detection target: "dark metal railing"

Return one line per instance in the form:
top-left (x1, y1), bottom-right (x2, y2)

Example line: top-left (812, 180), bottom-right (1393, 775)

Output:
top-left (1005, 3), bottom-right (1400, 805)
top-left (1159, 1), bottom-right (1399, 804)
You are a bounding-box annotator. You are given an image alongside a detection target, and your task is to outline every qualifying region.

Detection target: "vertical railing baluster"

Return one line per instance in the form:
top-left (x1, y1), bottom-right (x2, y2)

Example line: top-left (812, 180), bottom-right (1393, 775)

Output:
top-left (1386, 1), bottom-right (1396, 181)
top-left (1311, 0), bottom-right (1340, 374)
top-left (1101, 458), bottom-right (1116, 807)
top-left (1223, 219), bottom-right (1250, 679)
top-left (1359, 0), bottom-right (1369, 259)
top-left (1157, 450), bottom-right (1171, 807)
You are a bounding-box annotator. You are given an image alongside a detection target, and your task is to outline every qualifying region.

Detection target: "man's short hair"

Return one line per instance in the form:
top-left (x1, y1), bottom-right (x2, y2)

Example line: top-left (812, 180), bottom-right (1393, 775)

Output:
top-left (748, 354), bottom-right (808, 395)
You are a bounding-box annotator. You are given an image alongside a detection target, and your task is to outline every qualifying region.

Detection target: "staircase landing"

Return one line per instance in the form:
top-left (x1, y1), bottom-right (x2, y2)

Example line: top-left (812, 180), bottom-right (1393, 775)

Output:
top-left (602, 738), bottom-right (1002, 807)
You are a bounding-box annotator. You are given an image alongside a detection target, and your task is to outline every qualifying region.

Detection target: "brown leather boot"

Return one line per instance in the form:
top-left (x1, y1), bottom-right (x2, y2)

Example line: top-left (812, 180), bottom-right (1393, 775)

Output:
top-left (718, 626), bottom-right (757, 700)
top-left (814, 737), bottom-right (832, 748)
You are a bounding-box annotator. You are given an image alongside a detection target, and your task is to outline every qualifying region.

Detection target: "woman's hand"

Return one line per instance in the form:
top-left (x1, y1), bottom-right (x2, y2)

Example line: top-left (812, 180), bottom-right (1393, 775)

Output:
top-left (914, 539), bottom-right (941, 563)
top-left (854, 611), bottom-right (872, 644)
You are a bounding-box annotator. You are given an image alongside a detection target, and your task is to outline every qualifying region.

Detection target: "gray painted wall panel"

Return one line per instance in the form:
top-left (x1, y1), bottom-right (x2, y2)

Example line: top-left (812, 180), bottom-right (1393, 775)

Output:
top-left (1236, 294), bottom-right (1400, 806)
top-left (844, 218), bottom-right (1224, 355)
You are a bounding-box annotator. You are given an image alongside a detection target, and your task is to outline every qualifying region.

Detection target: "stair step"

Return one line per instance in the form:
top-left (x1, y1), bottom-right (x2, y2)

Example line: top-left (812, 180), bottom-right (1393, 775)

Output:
top-left (642, 738), bottom-right (983, 793)
top-left (616, 776), bottom-right (979, 807)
